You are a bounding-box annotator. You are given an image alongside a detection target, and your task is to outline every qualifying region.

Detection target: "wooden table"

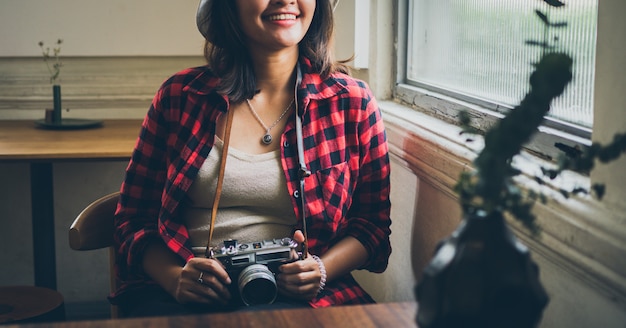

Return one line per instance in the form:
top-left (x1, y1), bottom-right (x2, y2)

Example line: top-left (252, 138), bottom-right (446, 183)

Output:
top-left (4, 302), bottom-right (418, 327)
top-left (0, 119), bottom-right (142, 290)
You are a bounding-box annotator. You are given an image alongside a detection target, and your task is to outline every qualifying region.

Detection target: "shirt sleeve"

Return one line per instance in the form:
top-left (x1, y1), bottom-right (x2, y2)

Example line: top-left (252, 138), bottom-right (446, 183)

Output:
top-left (342, 84), bottom-right (392, 273)
top-left (113, 84), bottom-right (172, 281)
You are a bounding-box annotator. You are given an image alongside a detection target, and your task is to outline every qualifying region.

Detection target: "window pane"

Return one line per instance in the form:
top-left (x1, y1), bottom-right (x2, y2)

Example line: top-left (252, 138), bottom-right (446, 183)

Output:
top-left (407, 0), bottom-right (597, 128)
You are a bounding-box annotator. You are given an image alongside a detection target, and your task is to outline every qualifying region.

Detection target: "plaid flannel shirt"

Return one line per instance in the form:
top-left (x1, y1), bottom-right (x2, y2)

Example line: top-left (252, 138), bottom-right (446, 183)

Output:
top-left (111, 57), bottom-right (392, 308)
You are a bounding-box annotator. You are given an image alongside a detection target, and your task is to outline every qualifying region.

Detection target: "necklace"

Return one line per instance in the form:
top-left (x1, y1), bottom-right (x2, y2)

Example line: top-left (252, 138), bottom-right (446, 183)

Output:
top-left (245, 98), bottom-right (294, 145)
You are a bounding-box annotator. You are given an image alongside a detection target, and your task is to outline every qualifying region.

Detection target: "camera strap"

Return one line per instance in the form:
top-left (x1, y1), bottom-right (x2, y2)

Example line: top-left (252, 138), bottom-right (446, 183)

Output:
top-left (294, 64), bottom-right (311, 259)
top-left (204, 104), bottom-right (235, 258)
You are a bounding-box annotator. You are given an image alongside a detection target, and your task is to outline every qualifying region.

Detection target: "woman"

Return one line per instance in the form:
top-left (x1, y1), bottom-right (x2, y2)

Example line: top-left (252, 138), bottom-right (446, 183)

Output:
top-left (111, 0), bottom-right (391, 317)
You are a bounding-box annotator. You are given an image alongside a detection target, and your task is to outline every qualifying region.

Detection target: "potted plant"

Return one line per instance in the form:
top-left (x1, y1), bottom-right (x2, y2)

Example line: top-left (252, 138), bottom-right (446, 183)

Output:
top-left (415, 1), bottom-right (626, 327)
top-left (39, 39), bottom-right (64, 124)
top-left (36, 39), bottom-right (102, 129)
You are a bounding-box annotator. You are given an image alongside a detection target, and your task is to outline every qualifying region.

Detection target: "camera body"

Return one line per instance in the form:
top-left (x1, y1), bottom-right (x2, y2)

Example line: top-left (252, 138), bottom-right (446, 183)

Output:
top-left (212, 237), bottom-right (299, 306)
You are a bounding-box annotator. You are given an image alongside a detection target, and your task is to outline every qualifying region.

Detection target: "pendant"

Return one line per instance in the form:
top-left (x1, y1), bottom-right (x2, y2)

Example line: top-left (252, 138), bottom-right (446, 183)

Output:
top-left (262, 132), bottom-right (273, 145)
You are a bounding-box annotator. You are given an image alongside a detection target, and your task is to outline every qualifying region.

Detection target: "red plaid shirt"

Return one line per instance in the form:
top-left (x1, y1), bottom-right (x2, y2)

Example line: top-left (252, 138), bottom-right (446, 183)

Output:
top-left (112, 58), bottom-right (392, 308)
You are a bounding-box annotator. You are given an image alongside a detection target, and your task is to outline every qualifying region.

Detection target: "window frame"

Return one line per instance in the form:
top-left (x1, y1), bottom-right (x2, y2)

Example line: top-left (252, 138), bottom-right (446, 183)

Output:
top-left (393, 0), bottom-right (594, 162)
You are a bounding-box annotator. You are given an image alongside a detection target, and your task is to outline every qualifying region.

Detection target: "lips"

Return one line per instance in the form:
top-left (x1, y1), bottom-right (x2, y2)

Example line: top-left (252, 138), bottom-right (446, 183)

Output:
top-left (267, 13), bottom-right (297, 21)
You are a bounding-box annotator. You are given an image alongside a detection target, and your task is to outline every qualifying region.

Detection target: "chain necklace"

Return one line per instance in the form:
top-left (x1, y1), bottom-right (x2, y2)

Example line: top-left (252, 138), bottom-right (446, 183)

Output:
top-left (245, 98), bottom-right (294, 145)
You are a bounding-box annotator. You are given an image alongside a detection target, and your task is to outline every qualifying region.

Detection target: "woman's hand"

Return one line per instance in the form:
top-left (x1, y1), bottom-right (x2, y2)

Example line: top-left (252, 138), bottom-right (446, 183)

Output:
top-left (142, 240), bottom-right (232, 306)
top-left (276, 230), bottom-right (324, 301)
top-left (173, 257), bottom-right (232, 305)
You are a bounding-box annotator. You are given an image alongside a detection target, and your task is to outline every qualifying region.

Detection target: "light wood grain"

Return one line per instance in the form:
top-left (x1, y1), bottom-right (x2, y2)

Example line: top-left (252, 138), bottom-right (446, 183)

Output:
top-left (0, 120), bottom-right (142, 161)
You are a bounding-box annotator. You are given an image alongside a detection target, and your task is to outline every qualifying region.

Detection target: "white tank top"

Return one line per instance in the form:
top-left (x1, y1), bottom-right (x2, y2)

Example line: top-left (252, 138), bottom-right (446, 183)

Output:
top-left (181, 137), bottom-right (297, 256)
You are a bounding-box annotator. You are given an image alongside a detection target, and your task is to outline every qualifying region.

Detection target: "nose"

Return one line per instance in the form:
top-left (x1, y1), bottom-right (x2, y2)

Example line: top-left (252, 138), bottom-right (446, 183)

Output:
top-left (271, 0), bottom-right (296, 5)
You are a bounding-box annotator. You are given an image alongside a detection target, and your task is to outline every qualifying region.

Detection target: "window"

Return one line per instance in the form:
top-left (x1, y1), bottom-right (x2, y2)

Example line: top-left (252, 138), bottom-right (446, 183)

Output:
top-left (395, 0), bottom-right (598, 159)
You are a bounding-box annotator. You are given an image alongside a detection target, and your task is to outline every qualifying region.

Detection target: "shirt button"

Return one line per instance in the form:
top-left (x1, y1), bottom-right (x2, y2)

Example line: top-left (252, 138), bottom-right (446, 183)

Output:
top-left (293, 190), bottom-right (300, 198)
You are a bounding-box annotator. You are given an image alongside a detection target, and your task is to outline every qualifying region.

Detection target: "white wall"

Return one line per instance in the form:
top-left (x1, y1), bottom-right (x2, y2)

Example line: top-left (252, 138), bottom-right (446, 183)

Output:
top-left (0, 0), bottom-right (204, 57)
top-left (590, 0), bottom-right (626, 212)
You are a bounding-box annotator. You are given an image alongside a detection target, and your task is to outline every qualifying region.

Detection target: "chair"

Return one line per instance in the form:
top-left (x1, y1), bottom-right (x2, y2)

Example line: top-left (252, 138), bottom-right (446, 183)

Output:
top-left (68, 191), bottom-right (120, 318)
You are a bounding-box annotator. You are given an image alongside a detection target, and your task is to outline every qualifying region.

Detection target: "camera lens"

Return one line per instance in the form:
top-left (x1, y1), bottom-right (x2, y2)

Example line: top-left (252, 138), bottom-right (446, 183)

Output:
top-left (238, 264), bottom-right (277, 306)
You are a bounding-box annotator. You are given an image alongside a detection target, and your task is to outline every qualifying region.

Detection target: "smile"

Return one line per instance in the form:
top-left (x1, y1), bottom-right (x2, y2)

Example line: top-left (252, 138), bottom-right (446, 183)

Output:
top-left (267, 14), bottom-right (297, 21)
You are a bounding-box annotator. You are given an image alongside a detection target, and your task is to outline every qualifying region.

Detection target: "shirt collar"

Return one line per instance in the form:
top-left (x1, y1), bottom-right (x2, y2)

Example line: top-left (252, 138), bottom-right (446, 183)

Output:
top-left (298, 57), bottom-right (349, 101)
top-left (181, 67), bottom-right (223, 96)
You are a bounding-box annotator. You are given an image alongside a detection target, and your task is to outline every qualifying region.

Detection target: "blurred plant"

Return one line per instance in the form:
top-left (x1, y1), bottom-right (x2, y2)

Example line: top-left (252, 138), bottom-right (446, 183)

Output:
top-left (38, 39), bottom-right (63, 84)
top-left (454, 0), bottom-right (625, 234)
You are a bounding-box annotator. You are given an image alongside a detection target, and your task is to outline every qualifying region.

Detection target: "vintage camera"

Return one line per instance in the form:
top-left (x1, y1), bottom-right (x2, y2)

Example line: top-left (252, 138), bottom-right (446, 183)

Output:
top-left (212, 237), bottom-right (299, 306)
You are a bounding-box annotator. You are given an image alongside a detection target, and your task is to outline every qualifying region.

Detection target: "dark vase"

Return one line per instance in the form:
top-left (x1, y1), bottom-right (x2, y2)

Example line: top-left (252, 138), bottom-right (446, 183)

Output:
top-left (52, 84), bottom-right (62, 123)
top-left (415, 211), bottom-right (548, 328)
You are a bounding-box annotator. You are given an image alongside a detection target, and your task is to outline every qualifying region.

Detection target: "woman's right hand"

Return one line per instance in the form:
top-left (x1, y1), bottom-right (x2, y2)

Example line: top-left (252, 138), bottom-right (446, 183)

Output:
top-left (174, 257), bottom-right (233, 305)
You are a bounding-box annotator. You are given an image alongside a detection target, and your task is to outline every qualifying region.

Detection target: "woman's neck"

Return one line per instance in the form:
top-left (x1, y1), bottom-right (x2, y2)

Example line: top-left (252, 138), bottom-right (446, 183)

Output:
top-left (220, 47), bottom-right (299, 155)
top-left (250, 47), bottom-right (299, 95)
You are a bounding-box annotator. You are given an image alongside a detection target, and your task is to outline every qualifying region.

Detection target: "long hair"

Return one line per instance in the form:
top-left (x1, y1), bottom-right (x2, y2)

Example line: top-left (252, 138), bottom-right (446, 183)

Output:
top-left (200, 0), bottom-right (346, 102)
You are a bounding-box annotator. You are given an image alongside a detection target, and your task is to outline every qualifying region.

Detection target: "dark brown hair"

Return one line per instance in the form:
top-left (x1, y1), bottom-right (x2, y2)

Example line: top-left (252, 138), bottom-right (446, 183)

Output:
top-left (200, 0), bottom-right (346, 102)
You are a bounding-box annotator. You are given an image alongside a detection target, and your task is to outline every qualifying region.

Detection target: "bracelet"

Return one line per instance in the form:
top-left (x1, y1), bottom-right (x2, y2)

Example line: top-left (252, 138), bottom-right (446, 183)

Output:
top-left (311, 255), bottom-right (327, 294)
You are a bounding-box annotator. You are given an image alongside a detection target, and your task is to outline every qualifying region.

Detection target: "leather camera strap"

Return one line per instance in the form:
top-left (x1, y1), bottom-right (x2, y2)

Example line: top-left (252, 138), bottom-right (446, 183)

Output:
top-left (205, 106), bottom-right (235, 258)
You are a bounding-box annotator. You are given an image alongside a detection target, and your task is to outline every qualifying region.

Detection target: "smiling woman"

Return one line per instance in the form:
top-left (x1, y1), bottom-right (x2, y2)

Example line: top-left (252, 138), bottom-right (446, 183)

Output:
top-left (110, 0), bottom-right (392, 318)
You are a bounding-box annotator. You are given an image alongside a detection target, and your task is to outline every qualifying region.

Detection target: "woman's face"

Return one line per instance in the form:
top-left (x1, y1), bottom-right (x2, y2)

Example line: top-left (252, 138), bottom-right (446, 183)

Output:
top-left (235, 0), bottom-right (316, 52)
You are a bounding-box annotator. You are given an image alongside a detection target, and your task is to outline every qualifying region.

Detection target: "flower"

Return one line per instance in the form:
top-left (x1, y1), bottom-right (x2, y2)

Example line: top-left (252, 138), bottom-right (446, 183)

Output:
top-left (39, 39), bottom-right (63, 84)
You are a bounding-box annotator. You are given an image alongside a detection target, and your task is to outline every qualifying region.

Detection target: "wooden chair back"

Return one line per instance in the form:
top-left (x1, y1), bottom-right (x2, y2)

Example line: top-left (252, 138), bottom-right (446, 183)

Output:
top-left (68, 192), bottom-right (120, 318)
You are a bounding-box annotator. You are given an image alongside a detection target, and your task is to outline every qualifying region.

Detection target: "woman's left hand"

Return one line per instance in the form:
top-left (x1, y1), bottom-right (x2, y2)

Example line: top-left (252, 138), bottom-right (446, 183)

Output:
top-left (276, 230), bottom-right (323, 301)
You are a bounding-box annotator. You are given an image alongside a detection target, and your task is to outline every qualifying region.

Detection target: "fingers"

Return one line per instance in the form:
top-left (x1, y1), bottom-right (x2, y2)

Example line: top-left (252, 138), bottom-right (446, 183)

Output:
top-left (177, 258), bottom-right (232, 305)
top-left (289, 230), bottom-right (306, 261)
top-left (277, 273), bottom-right (320, 300)
top-left (190, 279), bottom-right (230, 305)
top-left (193, 258), bottom-right (232, 285)
top-left (277, 256), bottom-right (321, 301)
top-left (292, 230), bottom-right (306, 243)
top-left (179, 282), bottom-right (225, 305)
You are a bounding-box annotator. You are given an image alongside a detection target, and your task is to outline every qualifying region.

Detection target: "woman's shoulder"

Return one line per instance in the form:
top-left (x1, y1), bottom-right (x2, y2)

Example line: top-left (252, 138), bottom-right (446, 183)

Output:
top-left (160, 66), bottom-right (220, 94)
top-left (330, 72), bottom-right (371, 90)
top-left (170, 65), bottom-right (215, 79)
top-left (325, 71), bottom-right (375, 101)
top-left (302, 71), bottom-right (373, 102)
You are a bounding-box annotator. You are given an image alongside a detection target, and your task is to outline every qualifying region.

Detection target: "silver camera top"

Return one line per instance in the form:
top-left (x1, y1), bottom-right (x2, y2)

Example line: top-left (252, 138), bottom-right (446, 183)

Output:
top-left (213, 238), bottom-right (298, 268)
top-left (216, 238), bottom-right (297, 255)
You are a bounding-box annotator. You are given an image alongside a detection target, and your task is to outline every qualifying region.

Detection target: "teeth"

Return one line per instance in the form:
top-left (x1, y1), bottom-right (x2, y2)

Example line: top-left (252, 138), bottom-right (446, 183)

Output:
top-left (268, 14), bottom-right (296, 21)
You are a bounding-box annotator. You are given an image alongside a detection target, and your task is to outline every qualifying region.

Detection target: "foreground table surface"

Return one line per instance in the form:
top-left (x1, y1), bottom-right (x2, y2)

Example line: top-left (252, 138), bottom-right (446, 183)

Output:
top-left (6, 302), bottom-right (418, 328)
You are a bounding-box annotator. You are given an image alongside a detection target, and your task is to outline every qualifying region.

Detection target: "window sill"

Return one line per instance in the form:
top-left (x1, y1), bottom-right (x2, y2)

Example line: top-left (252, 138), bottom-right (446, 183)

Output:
top-left (394, 83), bottom-right (592, 161)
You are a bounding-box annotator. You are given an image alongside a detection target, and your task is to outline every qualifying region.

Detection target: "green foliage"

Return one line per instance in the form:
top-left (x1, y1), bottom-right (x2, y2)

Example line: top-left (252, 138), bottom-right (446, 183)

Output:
top-left (545, 133), bottom-right (626, 199)
top-left (456, 0), bottom-right (625, 233)
top-left (456, 52), bottom-right (572, 233)
top-left (38, 39), bottom-right (63, 84)
top-left (456, 1), bottom-right (573, 233)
